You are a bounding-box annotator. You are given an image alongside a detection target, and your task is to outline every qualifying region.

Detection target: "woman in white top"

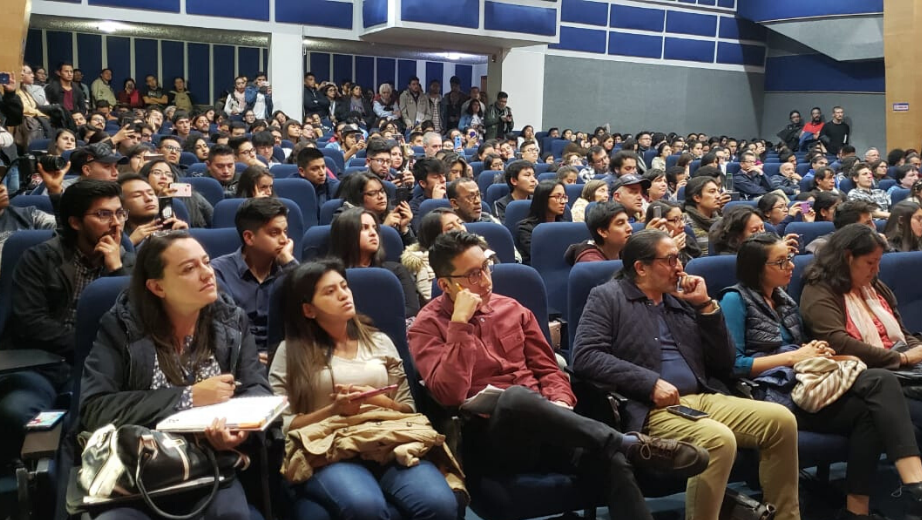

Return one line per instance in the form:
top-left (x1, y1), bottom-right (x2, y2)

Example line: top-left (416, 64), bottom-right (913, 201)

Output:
top-left (269, 259), bottom-right (458, 520)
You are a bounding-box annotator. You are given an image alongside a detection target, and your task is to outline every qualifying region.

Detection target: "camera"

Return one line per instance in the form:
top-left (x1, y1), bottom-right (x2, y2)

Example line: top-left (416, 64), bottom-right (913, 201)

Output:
top-left (13, 152), bottom-right (67, 191)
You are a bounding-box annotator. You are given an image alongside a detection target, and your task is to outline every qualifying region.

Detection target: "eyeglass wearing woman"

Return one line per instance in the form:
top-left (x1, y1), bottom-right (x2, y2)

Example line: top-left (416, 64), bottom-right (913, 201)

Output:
top-left (758, 192), bottom-right (814, 235)
top-left (268, 259), bottom-right (458, 520)
top-left (79, 233), bottom-right (271, 520)
top-left (516, 180), bottom-right (571, 265)
top-left (725, 232), bottom-right (922, 518)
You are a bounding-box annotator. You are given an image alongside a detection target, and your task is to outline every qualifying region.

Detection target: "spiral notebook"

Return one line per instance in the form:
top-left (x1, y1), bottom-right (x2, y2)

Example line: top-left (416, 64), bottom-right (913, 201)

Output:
top-left (156, 395), bottom-right (289, 432)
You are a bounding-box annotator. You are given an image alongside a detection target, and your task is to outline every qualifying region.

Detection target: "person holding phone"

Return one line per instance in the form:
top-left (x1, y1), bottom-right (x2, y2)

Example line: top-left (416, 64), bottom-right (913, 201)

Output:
top-left (270, 259), bottom-right (460, 520)
top-left (117, 173), bottom-right (189, 246)
top-left (80, 233), bottom-right (271, 519)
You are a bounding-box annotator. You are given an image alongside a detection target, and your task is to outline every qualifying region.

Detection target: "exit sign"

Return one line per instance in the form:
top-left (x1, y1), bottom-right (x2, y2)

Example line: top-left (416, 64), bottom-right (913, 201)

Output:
top-left (893, 102), bottom-right (910, 112)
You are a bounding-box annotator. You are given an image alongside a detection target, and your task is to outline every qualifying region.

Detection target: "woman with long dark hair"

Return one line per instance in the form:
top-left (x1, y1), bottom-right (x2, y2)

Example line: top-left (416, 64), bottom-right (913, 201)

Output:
top-left (335, 172), bottom-right (415, 246)
top-left (884, 200), bottom-right (922, 252)
top-left (79, 233), bottom-right (270, 519)
top-left (183, 134), bottom-right (211, 162)
top-left (268, 259), bottom-right (458, 520)
top-left (682, 176), bottom-right (723, 255)
top-left (330, 207), bottom-right (420, 318)
top-left (709, 205), bottom-right (765, 255)
top-left (516, 180), bottom-right (571, 264)
top-left (401, 208), bottom-right (466, 303)
top-left (235, 166), bottom-right (274, 198)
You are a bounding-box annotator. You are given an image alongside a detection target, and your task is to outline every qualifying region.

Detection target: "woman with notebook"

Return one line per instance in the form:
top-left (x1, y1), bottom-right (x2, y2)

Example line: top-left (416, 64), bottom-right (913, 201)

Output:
top-left (79, 232), bottom-right (271, 519)
top-left (269, 259), bottom-right (459, 520)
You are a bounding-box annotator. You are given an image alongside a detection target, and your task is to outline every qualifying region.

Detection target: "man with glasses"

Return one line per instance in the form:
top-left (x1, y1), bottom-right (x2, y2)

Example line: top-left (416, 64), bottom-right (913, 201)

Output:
top-left (735, 151), bottom-right (776, 201)
top-left (230, 136), bottom-right (262, 168)
top-left (364, 138), bottom-right (394, 181)
top-left (205, 144), bottom-right (240, 197)
top-left (579, 146), bottom-right (610, 182)
top-left (448, 178), bottom-right (499, 224)
top-left (158, 135), bottom-right (183, 165)
top-left (572, 229), bottom-right (801, 520)
top-left (410, 231), bottom-right (707, 520)
top-left (0, 180), bottom-right (135, 464)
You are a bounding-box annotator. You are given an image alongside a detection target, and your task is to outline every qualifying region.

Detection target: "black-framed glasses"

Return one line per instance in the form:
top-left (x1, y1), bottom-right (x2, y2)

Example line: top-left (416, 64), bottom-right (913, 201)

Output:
top-left (458, 192), bottom-right (481, 204)
top-left (549, 194), bottom-right (569, 202)
top-left (363, 188), bottom-right (386, 198)
top-left (444, 260), bottom-right (494, 286)
top-left (665, 216), bottom-right (684, 225)
top-left (766, 254), bottom-right (796, 269)
top-left (650, 255), bottom-right (680, 267)
top-left (86, 209), bottom-right (129, 221)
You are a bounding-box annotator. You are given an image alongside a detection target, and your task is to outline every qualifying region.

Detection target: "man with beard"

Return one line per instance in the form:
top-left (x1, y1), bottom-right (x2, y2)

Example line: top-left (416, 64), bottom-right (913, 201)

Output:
top-left (799, 107), bottom-right (825, 151)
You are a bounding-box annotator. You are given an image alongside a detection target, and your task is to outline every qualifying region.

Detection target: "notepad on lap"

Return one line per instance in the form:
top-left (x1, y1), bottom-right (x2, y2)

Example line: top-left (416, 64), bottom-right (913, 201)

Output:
top-left (461, 385), bottom-right (504, 414)
top-left (156, 396), bottom-right (288, 432)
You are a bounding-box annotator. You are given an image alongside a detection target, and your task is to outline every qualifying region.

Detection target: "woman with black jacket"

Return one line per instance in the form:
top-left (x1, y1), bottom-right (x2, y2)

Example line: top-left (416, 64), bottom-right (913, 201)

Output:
top-left (79, 233), bottom-right (271, 519)
top-left (516, 180), bottom-right (571, 265)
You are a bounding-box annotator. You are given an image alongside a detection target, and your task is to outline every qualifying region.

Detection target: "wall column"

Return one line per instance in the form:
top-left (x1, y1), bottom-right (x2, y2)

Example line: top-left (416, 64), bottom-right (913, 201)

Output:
top-left (498, 46), bottom-right (546, 132)
top-left (884, 1), bottom-right (922, 150)
top-left (0, 0), bottom-right (30, 88)
top-left (268, 30), bottom-right (303, 120)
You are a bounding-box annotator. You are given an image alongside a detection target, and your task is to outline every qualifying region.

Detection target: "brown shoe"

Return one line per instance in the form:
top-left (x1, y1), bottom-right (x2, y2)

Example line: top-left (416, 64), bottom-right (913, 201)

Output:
top-left (621, 432), bottom-right (709, 478)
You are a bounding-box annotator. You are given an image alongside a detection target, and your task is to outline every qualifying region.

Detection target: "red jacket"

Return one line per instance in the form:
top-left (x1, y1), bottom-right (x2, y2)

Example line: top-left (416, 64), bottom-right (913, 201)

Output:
top-left (408, 293), bottom-right (576, 407)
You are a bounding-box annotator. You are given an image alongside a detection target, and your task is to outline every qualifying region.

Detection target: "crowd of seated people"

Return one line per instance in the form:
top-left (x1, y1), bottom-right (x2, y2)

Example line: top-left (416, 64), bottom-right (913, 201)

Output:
top-left (11, 62), bottom-right (922, 519)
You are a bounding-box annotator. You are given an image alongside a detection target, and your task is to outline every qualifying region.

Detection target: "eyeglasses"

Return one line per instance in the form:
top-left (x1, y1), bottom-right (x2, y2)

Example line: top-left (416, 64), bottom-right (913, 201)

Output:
top-left (665, 216), bottom-right (684, 225)
top-left (766, 254), bottom-right (796, 269)
top-left (445, 260), bottom-right (494, 286)
top-left (549, 194), bottom-right (569, 202)
top-left (650, 254), bottom-right (680, 267)
top-left (369, 157), bottom-right (391, 165)
top-left (458, 192), bottom-right (482, 204)
top-left (86, 209), bottom-right (129, 221)
top-left (161, 145), bottom-right (181, 153)
top-left (240, 148), bottom-right (257, 156)
top-left (363, 188), bottom-right (386, 198)
top-left (772, 204), bottom-right (787, 211)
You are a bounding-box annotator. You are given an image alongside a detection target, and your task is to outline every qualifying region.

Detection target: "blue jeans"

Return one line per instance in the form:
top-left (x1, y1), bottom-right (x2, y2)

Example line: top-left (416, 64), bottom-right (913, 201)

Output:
top-left (294, 459), bottom-right (458, 520)
top-left (0, 371), bottom-right (59, 463)
top-left (93, 477), bottom-right (251, 520)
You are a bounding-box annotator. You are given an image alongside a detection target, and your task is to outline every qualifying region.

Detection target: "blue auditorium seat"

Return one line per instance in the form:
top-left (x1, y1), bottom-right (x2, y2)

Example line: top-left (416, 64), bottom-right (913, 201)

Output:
top-left (186, 176), bottom-right (225, 207)
top-left (485, 184), bottom-right (511, 214)
top-left (684, 255), bottom-right (737, 300)
top-left (188, 228), bottom-right (242, 259)
top-left (879, 251), bottom-right (922, 333)
top-left (564, 184), bottom-right (582, 208)
top-left (879, 179), bottom-right (896, 192)
top-left (502, 200), bottom-right (532, 238)
top-left (270, 164), bottom-right (299, 178)
top-left (465, 222), bottom-right (517, 264)
top-left (786, 222), bottom-right (834, 254)
top-left (213, 198), bottom-right (303, 259)
top-left (273, 178), bottom-right (319, 228)
top-left (534, 163), bottom-right (552, 174)
top-left (318, 199), bottom-right (344, 225)
top-left (762, 163), bottom-right (781, 177)
top-left (892, 188), bottom-right (911, 205)
top-left (319, 148), bottom-right (345, 174)
top-left (666, 154), bottom-right (680, 168)
top-left (478, 170), bottom-right (504, 198)
top-left (301, 225), bottom-right (402, 263)
top-left (550, 139), bottom-right (570, 159)
top-left (28, 139), bottom-right (51, 152)
top-left (723, 200), bottom-right (757, 211)
top-left (186, 163), bottom-right (207, 176)
top-left (567, 260), bottom-right (623, 347)
top-left (689, 160), bottom-right (701, 176)
top-left (179, 152), bottom-right (199, 167)
top-left (418, 198), bottom-right (450, 218)
top-left (787, 254), bottom-right (813, 304)
top-left (0, 230), bottom-right (54, 335)
top-left (537, 172), bottom-right (556, 182)
top-left (726, 162), bottom-right (741, 175)
top-left (531, 222), bottom-right (592, 319)
top-left (343, 166), bottom-right (366, 177)
top-left (798, 177), bottom-right (814, 192)
top-left (9, 195), bottom-right (53, 214)
top-left (280, 139), bottom-right (294, 150)
top-left (838, 178), bottom-right (855, 195)
top-left (469, 161), bottom-right (484, 178)
top-left (642, 149), bottom-right (657, 168)
top-left (796, 163), bottom-right (811, 177)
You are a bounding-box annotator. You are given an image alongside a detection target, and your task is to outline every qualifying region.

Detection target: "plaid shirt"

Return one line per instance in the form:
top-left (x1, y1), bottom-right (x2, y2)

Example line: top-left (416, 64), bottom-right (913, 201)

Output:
top-left (64, 249), bottom-right (103, 328)
top-left (847, 187), bottom-right (891, 212)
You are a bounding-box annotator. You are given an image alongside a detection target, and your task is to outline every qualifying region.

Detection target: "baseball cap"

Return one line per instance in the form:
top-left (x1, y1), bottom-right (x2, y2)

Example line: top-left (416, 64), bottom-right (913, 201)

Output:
top-left (70, 143), bottom-right (129, 173)
top-left (342, 125), bottom-right (363, 137)
top-left (611, 173), bottom-right (651, 191)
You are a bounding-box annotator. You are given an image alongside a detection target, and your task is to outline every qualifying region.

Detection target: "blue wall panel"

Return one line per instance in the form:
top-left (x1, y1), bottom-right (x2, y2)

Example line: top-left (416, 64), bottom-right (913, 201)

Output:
top-left (666, 11), bottom-right (717, 37)
top-left (738, 0), bottom-right (882, 22)
top-left (187, 0), bottom-right (268, 20)
top-left (561, 0), bottom-right (608, 26)
top-left (454, 64), bottom-right (473, 90)
top-left (425, 62), bottom-right (443, 91)
top-left (332, 54), bottom-right (353, 84)
top-left (88, 0), bottom-right (179, 11)
top-left (106, 37), bottom-right (131, 100)
top-left (363, 0), bottom-right (388, 27)
top-left (355, 56), bottom-right (375, 90)
top-left (764, 55), bottom-right (884, 93)
top-left (262, 49), bottom-right (268, 70)
top-left (187, 43), bottom-right (210, 104)
top-left (376, 58), bottom-right (395, 88)
top-left (610, 5), bottom-right (665, 32)
top-left (402, 0), bottom-right (479, 29)
top-left (76, 34), bottom-right (103, 84)
top-left (718, 0), bottom-right (736, 7)
top-left (716, 42), bottom-right (765, 66)
top-left (310, 53), bottom-right (331, 82)
top-left (25, 30), bottom-right (43, 70)
top-left (160, 41), bottom-right (185, 91)
top-left (551, 26), bottom-right (607, 54)
top-left (46, 31), bottom-right (73, 74)
top-left (212, 45), bottom-right (235, 104)
top-left (276, 0), bottom-right (353, 29)
top-left (134, 38), bottom-right (159, 89)
top-left (608, 32), bottom-right (662, 59)
top-left (397, 60), bottom-right (417, 89)
top-left (718, 17), bottom-right (766, 41)
top-left (238, 47), bottom-right (261, 80)
top-left (484, 2), bottom-right (557, 36)
top-left (663, 37), bottom-right (715, 63)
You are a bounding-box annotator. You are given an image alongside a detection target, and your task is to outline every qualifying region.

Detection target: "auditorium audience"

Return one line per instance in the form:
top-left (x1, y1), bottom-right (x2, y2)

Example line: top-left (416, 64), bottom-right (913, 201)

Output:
top-left (709, 204), bottom-right (765, 255)
top-left (296, 147), bottom-right (339, 206)
top-left (759, 192), bottom-right (813, 235)
top-left (516, 180), bottom-right (571, 265)
top-left (409, 158), bottom-right (447, 228)
top-left (447, 178), bottom-right (498, 224)
top-left (0, 184), bottom-right (56, 268)
top-left (140, 159), bottom-right (213, 228)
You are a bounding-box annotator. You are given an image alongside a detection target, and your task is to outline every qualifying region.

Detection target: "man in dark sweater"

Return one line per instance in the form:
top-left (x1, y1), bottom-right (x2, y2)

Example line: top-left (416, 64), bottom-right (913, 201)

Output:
top-left (819, 106), bottom-right (849, 155)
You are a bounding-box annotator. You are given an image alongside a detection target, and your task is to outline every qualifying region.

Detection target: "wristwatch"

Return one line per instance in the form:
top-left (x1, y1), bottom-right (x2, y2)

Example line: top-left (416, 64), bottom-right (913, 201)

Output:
top-left (693, 299), bottom-right (720, 313)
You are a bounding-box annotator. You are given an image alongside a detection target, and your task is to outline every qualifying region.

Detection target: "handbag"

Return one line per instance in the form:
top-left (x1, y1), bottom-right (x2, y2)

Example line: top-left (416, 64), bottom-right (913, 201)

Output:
top-left (13, 116), bottom-right (45, 149)
top-left (720, 488), bottom-right (776, 520)
top-left (78, 424), bottom-right (246, 520)
top-left (790, 357), bottom-right (866, 413)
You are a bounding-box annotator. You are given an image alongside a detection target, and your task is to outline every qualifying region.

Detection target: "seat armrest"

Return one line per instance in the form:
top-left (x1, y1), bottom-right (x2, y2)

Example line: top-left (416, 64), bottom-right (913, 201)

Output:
top-left (21, 421), bottom-right (63, 461)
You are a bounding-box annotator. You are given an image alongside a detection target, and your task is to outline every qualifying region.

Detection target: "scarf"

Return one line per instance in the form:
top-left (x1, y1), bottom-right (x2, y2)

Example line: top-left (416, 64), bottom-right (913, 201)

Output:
top-left (844, 285), bottom-right (905, 349)
top-left (684, 206), bottom-right (718, 233)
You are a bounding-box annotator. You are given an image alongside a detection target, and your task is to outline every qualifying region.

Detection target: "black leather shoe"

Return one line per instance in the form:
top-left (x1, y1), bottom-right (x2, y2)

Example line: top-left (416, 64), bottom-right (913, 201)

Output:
top-left (620, 432), bottom-right (709, 479)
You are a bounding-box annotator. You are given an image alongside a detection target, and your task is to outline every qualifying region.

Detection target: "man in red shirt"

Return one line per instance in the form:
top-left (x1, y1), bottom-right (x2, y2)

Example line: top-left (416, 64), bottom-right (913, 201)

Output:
top-left (409, 231), bottom-right (708, 520)
top-left (799, 107), bottom-right (825, 151)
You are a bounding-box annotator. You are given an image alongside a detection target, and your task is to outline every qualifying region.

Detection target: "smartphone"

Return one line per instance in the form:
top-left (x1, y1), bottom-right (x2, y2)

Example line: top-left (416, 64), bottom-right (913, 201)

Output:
top-left (395, 187), bottom-right (413, 204)
top-left (0, 73), bottom-right (10, 85)
top-left (349, 384), bottom-right (399, 401)
top-left (158, 197), bottom-right (174, 221)
top-left (666, 405), bottom-right (708, 421)
top-left (454, 136), bottom-right (462, 150)
top-left (170, 182), bottom-right (192, 197)
top-left (799, 201), bottom-right (811, 213)
top-left (26, 410), bottom-right (66, 431)
top-left (396, 134), bottom-right (405, 144)
top-left (653, 206), bottom-right (662, 220)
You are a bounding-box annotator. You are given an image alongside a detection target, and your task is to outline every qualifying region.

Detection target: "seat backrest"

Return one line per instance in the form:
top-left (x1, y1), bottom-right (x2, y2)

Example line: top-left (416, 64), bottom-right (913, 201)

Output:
top-left (799, 176), bottom-right (814, 192)
top-left (796, 163), bottom-right (811, 176)
top-left (187, 228), bottom-right (243, 259)
top-left (348, 157), bottom-right (365, 168)
top-left (503, 200), bottom-right (532, 237)
top-left (666, 154), bottom-right (680, 168)
top-left (534, 163), bottom-right (552, 174)
top-left (319, 199), bottom-right (344, 225)
top-left (892, 188), bottom-right (911, 205)
top-left (172, 197), bottom-right (192, 226)
top-left (235, 162), bottom-right (249, 173)
top-left (642, 149), bottom-right (657, 168)
top-left (478, 170), bottom-right (504, 198)
top-left (880, 179), bottom-right (896, 192)
top-left (726, 162), bottom-right (741, 175)
top-left (786, 222), bottom-right (834, 254)
top-left (273, 178), bottom-right (320, 228)
top-left (684, 255), bottom-right (738, 300)
top-left (567, 260), bottom-right (623, 348)
top-left (537, 172), bottom-right (556, 182)
top-left (186, 163), bottom-right (208, 176)
top-left (723, 200), bottom-right (757, 211)
top-left (531, 222), bottom-right (592, 317)
top-left (9, 195), bottom-right (54, 214)
top-left (485, 183), bottom-right (510, 211)
top-left (269, 164), bottom-right (299, 178)
top-left (839, 178), bottom-right (855, 195)
top-left (491, 264), bottom-right (552, 343)
top-left (418, 198), bottom-right (451, 219)
top-left (179, 152), bottom-right (200, 166)
top-left (28, 138), bottom-right (51, 152)
top-left (879, 251), bottom-right (922, 333)
top-left (465, 222), bottom-right (517, 264)
top-left (319, 147), bottom-right (345, 173)
top-left (762, 163), bottom-right (781, 177)
top-left (550, 139), bottom-right (570, 159)
top-left (0, 230), bottom-right (55, 335)
top-left (72, 277), bottom-right (131, 405)
top-left (469, 161), bottom-right (484, 178)
top-left (787, 254), bottom-right (813, 304)
top-left (689, 160), bottom-right (701, 176)
top-left (212, 198), bottom-right (303, 259)
top-left (186, 177), bottom-right (226, 207)
top-left (301, 224), bottom-right (402, 263)
top-left (564, 184), bottom-right (582, 208)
